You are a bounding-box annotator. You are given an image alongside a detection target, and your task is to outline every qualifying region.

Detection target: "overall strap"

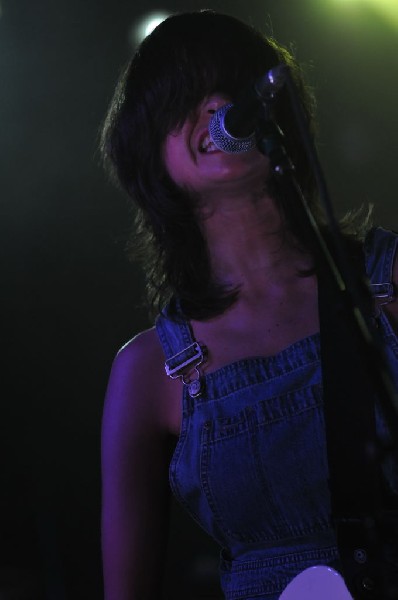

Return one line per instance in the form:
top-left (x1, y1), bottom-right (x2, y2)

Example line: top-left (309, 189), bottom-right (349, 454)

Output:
top-left (365, 227), bottom-right (397, 306)
top-left (155, 303), bottom-right (195, 361)
top-left (155, 303), bottom-right (207, 398)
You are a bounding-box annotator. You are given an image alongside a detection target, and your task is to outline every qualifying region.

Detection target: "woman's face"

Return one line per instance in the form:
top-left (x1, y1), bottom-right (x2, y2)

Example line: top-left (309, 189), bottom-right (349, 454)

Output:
top-left (163, 94), bottom-right (271, 200)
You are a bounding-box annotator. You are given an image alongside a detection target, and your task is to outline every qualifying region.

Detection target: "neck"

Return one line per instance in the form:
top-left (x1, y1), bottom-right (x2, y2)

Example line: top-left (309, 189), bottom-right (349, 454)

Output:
top-left (198, 190), bottom-right (313, 291)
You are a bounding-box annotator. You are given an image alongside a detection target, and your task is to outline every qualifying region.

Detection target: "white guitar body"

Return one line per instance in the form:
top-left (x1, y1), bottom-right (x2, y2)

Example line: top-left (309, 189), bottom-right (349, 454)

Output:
top-left (280, 566), bottom-right (353, 600)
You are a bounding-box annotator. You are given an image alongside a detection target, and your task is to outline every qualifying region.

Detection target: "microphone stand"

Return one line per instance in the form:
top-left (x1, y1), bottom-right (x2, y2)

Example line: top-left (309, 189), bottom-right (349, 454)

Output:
top-left (255, 66), bottom-right (398, 599)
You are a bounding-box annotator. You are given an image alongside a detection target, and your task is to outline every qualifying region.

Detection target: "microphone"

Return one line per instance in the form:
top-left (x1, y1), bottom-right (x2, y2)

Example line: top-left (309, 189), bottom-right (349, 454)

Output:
top-left (208, 64), bottom-right (288, 154)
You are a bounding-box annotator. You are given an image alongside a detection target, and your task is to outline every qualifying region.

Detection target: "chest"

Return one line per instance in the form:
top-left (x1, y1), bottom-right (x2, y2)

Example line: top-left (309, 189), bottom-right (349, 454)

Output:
top-left (191, 284), bottom-right (319, 375)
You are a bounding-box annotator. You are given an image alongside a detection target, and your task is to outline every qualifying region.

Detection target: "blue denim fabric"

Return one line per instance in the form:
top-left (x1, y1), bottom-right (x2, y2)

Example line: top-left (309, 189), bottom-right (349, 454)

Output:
top-left (156, 227), bottom-right (398, 599)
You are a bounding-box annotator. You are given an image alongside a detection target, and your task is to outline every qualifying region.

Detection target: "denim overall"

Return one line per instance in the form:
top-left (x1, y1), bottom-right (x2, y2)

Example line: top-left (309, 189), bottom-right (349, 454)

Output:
top-left (156, 227), bottom-right (398, 599)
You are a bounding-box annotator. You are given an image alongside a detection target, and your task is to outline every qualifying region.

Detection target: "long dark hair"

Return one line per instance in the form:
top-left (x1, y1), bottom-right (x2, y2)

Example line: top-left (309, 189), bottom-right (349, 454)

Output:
top-left (101, 10), bottom-right (356, 320)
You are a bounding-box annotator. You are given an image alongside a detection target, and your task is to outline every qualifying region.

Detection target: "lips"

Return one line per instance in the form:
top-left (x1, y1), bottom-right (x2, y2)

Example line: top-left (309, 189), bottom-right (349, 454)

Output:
top-left (197, 129), bottom-right (219, 154)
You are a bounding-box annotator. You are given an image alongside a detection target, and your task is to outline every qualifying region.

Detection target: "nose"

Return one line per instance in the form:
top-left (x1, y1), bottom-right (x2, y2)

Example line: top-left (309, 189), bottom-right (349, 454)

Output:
top-left (203, 95), bottom-right (230, 116)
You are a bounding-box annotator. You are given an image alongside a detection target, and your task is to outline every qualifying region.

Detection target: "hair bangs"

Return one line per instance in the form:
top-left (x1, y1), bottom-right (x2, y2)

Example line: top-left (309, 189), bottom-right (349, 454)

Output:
top-left (133, 10), bottom-right (282, 139)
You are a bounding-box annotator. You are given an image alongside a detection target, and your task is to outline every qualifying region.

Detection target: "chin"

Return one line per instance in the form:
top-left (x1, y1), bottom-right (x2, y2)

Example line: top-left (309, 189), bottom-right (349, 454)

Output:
top-left (211, 162), bottom-right (269, 186)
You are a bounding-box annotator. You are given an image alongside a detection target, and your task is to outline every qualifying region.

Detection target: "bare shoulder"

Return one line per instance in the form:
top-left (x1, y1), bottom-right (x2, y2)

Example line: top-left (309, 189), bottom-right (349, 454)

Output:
top-left (114, 327), bottom-right (165, 379)
top-left (103, 327), bottom-right (181, 436)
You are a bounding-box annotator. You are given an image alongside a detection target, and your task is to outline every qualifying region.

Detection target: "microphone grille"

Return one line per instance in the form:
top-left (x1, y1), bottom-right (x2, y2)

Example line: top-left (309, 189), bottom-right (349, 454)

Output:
top-left (209, 104), bottom-right (256, 154)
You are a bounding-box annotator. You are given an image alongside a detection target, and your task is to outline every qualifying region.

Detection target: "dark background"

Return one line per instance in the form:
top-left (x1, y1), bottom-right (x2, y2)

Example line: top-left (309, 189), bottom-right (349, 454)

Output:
top-left (1, 0), bottom-right (397, 598)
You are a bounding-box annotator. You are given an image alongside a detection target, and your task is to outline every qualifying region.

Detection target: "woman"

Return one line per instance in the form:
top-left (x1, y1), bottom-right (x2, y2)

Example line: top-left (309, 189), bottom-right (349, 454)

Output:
top-left (100, 10), bottom-right (398, 600)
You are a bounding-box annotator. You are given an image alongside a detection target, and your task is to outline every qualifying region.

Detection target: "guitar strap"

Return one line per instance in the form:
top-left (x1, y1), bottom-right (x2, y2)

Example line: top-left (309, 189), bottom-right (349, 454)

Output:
top-left (318, 240), bottom-right (390, 599)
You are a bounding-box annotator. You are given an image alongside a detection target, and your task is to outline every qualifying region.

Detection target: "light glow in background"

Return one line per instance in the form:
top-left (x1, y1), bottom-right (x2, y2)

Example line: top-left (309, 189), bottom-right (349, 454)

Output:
top-left (331, 0), bottom-right (398, 28)
top-left (132, 11), bottom-right (170, 45)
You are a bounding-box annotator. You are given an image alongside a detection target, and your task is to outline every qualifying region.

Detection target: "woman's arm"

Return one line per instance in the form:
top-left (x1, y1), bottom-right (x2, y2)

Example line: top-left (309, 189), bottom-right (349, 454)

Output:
top-left (101, 330), bottom-right (175, 600)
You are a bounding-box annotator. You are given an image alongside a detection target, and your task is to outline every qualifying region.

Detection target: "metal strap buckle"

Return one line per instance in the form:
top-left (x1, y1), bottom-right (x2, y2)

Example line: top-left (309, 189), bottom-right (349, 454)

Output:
top-left (165, 342), bottom-right (205, 378)
top-left (370, 282), bottom-right (394, 301)
top-left (165, 342), bottom-right (206, 398)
